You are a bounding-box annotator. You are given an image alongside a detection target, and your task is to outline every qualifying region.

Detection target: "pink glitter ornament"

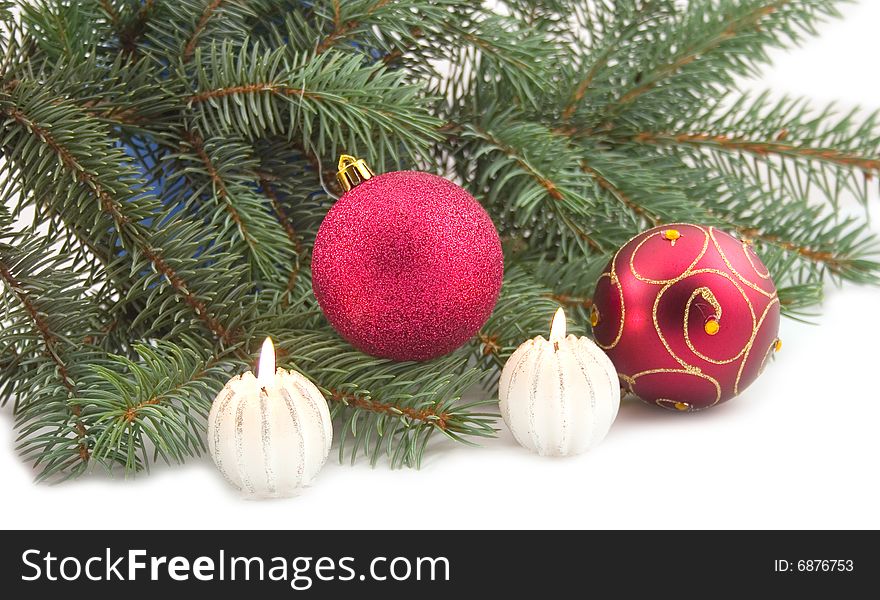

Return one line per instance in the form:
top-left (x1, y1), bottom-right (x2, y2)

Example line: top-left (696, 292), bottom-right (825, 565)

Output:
top-left (311, 156), bottom-right (504, 361)
top-left (591, 224), bottom-right (781, 411)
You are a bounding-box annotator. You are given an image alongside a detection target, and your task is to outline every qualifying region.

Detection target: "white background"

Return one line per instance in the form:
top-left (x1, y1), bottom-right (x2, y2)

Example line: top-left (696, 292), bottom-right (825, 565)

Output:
top-left (2, 2), bottom-right (879, 530)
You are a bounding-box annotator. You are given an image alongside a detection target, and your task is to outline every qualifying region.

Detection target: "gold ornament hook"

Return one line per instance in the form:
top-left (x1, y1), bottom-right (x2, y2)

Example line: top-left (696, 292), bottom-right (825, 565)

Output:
top-left (336, 154), bottom-right (374, 192)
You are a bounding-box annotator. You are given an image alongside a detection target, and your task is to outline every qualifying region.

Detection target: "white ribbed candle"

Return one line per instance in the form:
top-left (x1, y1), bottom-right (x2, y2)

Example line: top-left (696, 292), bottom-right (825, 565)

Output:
top-left (207, 368), bottom-right (332, 498)
top-left (499, 310), bottom-right (620, 456)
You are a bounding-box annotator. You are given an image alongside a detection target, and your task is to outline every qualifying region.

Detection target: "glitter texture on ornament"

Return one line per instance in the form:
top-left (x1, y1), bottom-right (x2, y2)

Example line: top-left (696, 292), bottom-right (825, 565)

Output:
top-left (312, 166), bottom-right (504, 361)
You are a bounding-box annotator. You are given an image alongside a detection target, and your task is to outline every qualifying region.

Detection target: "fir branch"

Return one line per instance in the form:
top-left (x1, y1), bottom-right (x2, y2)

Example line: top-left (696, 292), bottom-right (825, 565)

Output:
top-left (259, 176), bottom-right (304, 254)
top-left (471, 125), bottom-right (565, 201)
top-left (28, 53), bottom-right (180, 135)
top-left (559, 1), bottom-right (677, 122)
top-left (187, 41), bottom-right (442, 167)
top-left (1, 80), bottom-right (243, 344)
top-left (471, 266), bottom-right (584, 377)
top-left (579, 159), bottom-right (661, 226)
top-left (315, 0), bottom-right (392, 54)
top-left (182, 132), bottom-right (260, 256)
top-left (272, 332), bottom-right (496, 468)
top-left (735, 225), bottom-right (844, 269)
top-left (561, 61), bottom-right (603, 123)
top-left (135, 244), bottom-right (235, 345)
top-left (616, 1), bottom-right (789, 108)
top-left (116, 0), bottom-right (157, 56)
top-left (566, 0), bottom-right (844, 133)
top-left (75, 341), bottom-right (231, 472)
top-left (0, 261), bottom-right (77, 396)
top-left (0, 225), bottom-right (102, 475)
top-left (0, 100), bottom-right (133, 227)
top-left (433, 11), bottom-right (559, 109)
top-left (0, 92), bottom-right (143, 294)
top-left (173, 132), bottom-right (298, 282)
top-left (142, 0), bottom-right (261, 65)
top-left (630, 90), bottom-right (880, 209)
top-left (17, 0), bottom-right (105, 64)
top-left (703, 189), bottom-right (880, 283)
top-left (458, 116), bottom-right (605, 253)
top-left (183, 0), bottom-right (225, 62)
top-left (281, 265), bottom-right (304, 308)
top-left (634, 132), bottom-right (880, 174)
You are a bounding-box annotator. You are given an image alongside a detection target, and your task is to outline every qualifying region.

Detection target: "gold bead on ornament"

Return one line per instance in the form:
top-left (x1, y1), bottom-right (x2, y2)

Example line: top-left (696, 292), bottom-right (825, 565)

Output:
top-left (662, 229), bottom-right (682, 243)
top-left (704, 318), bottom-right (720, 336)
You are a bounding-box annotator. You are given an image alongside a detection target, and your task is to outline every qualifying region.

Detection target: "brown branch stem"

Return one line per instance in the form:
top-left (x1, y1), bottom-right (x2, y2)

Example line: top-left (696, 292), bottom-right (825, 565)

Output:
top-left (580, 160), bottom-right (660, 225)
top-left (118, 0), bottom-right (156, 56)
top-left (259, 177), bottom-right (303, 253)
top-left (315, 0), bottom-right (392, 54)
top-left (120, 355), bottom-right (222, 423)
top-left (138, 244), bottom-right (233, 343)
top-left (183, 0), bottom-right (224, 63)
top-left (0, 260), bottom-right (89, 461)
top-left (561, 57), bottom-right (606, 122)
top-left (468, 125), bottom-right (601, 251)
top-left (329, 388), bottom-right (450, 430)
top-left (546, 293), bottom-right (593, 309)
top-left (183, 132), bottom-right (261, 256)
top-left (188, 84), bottom-right (315, 104)
top-left (633, 131), bottom-right (880, 173)
top-left (259, 177), bottom-right (306, 308)
top-left (477, 332), bottom-right (501, 357)
top-left (99, 0), bottom-right (119, 26)
top-left (734, 226), bottom-right (844, 271)
top-left (469, 126), bottom-right (563, 200)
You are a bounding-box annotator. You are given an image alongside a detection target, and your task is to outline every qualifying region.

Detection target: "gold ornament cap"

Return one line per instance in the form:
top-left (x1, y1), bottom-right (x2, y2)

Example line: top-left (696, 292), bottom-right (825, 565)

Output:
top-left (336, 154), bottom-right (374, 192)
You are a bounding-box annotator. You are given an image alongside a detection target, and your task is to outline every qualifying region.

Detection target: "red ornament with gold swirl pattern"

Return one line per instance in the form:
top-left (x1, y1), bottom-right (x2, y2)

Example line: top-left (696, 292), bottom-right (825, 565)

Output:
top-left (590, 224), bottom-right (781, 411)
